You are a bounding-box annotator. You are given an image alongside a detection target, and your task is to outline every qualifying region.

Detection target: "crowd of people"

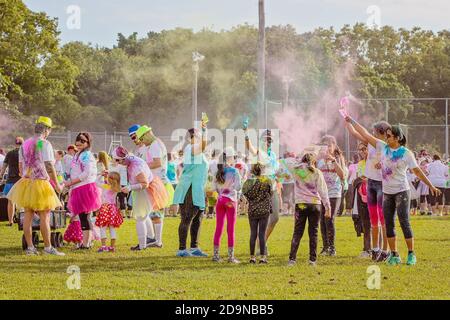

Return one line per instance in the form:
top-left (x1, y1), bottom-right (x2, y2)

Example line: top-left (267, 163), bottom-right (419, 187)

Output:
top-left (0, 113), bottom-right (447, 267)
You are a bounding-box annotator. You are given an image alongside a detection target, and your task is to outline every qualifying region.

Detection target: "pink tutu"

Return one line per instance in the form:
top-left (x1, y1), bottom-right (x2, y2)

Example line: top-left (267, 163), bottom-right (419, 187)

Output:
top-left (68, 183), bottom-right (102, 215)
top-left (64, 220), bottom-right (83, 243)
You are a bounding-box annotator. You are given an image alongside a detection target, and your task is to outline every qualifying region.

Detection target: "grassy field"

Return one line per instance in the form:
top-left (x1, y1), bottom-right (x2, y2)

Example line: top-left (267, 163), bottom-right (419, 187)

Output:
top-left (0, 215), bottom-right (448, 300)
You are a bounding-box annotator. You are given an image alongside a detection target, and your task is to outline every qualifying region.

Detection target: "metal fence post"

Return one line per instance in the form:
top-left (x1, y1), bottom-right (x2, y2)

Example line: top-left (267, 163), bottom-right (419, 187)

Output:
top-left (446, 99), bottom-right (449, 158)
top-left (67, 131), bottom-right (71, 146)
top-left (104, 131), bottom-right (107, 151)
top-left (385, 100), bottom-right (389, 122)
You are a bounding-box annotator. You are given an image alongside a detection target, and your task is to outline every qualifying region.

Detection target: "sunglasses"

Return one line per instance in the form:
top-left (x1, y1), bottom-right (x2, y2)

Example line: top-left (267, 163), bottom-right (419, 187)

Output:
top-left (76, 137), bottom-right (88, 144)
top-left (131, 135), bottom-right (137, 141)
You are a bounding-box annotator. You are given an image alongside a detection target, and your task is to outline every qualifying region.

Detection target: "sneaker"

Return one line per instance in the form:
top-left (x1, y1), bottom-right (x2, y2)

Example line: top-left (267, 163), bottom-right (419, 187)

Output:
top-left (386, 253), bottom-right (402, 266)
top-left (97, 246), bottom-right (109, 253)
top-left (359, 251), bottom-right (371, 259)
top-left (287, 259), bottom-right (296, 267)
top-left (146, 237), bottom-right (156, 245)
top-left (376, 251), bottom-right (390, 262)
top-left (371, 250), bottom-right (381, 261)
top-left (259, 257), bottom-right (268, 264)
top-left (190, 248), bottom-right (208, 257)
top-left (406, 252), bottom-right (417, 266)
top-left (427, 212), bottom-right (433, 216)
top-left (212, 255), bottom-right (221, 262)
top-left (25, 247), bottom-right (39, 255)
top-left (319, 248), bottom-right (329, 256)
top-left (249, 257), bottom-right (257, 264)
top-left (147, 241), bottom-right (163, 248)
top-left (176, 249), bottom-right (192, 257)
top-left (43, 247), bottom-right (66, 256)
top-left (108, 246), bottom-right (116, 252)
top-left (308, 260), bottom-right (317, 266)
top-left (228, 257), bottom-right (240, 264)
top-left (130, 244), bottom-right (145, 251)
top-left (328, 248), bottom-right (337, 257)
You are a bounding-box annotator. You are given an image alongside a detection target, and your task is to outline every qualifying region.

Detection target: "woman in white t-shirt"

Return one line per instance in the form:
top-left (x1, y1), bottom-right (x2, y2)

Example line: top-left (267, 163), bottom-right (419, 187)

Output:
top-left (345, 115), bottom-right (441, 267)
top-left (427, 154), bottom-right (448, 215)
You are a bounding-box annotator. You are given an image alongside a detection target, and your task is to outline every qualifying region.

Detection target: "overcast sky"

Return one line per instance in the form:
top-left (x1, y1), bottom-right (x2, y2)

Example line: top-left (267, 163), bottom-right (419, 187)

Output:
top-left (24, 0), bottom-right (450, 47)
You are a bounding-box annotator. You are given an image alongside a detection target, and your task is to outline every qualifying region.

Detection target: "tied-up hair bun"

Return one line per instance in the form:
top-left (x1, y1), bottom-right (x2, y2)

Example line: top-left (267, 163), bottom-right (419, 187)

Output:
top-left (112, 146), bottom-right (129, 160)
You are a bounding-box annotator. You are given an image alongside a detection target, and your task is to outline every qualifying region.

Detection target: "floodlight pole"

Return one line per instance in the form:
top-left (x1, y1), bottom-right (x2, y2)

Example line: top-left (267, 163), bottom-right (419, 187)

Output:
top-left (192, 52), bottom-right (204, 126)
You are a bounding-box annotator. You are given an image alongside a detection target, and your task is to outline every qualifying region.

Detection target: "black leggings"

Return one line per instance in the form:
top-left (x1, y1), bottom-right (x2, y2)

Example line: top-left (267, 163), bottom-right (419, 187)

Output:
top-left (79, 213), bottom-right (91, 231)
top-left (289, 204), bottom-right (321, 262)
top-left (320, 198), bottom-right (341, 251)
top-left (178, 186), bottom-right (204, 250)
top-left (383, 191), bottom-right (413, 239)
top-left (249, 216), bottom-right (269, 256)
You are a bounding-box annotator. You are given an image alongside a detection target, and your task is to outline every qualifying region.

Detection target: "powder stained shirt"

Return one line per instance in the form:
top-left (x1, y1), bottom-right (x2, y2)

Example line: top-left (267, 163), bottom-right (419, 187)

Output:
top-left (365, 144), bottom-right (382, 181)
top-left (376, 141), bottom-right (419, 195)
top-left (317, 159), bottom-right (343, 198)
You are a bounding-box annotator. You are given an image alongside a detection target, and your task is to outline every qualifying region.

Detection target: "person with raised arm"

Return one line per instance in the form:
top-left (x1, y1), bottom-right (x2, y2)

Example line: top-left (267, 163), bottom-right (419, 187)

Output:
top-left (344, 114), bottom-right (441, 266)
top-left (173, 118), bottom-right (209, 257)
top-left (344, 120), bottom-right (391, 261)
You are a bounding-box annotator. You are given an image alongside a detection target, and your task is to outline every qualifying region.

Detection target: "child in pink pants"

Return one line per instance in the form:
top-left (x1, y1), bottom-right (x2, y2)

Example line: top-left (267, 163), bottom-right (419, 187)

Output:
top-left (212, 148), bottom-right (242, 263)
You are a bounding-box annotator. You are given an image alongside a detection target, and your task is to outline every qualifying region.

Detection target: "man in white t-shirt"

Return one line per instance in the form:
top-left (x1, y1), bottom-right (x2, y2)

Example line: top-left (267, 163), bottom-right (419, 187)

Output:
top-left (62, 145), bottom-right (76, 179)
top-left (135, 125), bottom-right (172, 248)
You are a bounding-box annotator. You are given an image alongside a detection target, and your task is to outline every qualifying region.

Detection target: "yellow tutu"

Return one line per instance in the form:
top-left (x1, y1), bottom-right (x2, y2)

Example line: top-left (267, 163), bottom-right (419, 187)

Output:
top-left (7, 178), bottom-right (61, 211)
top-left (164, 182), bottom-right (175, 207)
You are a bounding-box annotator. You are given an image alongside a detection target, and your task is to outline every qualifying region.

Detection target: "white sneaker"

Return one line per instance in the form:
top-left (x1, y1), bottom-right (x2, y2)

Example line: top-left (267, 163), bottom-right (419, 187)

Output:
top-left (43, 247), bottom-right (66, 256)
top-left (287, 259), bottom-right (296, 267)
top-left (359, 251), bottom-right (371, 259)
top-left (25, 247), bottom-right (39, 255)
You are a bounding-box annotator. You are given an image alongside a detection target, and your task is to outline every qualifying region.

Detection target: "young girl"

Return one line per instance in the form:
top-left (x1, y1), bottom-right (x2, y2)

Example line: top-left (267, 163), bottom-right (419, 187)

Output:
top-left (65, 132), bottom-right (102, 249)
top-left (346, 115), bottom-right (441, 266)
top-left (242, 163), bottom-right (273, 264)
top-left (205, 174), bottom-right (218, 219)
top-left (282, 154), bottom-right (331, 266)
top-left (316, 136), bottom-right (346, 257)
top-left (64, 213), bottom-right (83, 247)
top-left (95, 172), bottom-right (124, 252)
top-left (212, 148), bottom-right (242, 263)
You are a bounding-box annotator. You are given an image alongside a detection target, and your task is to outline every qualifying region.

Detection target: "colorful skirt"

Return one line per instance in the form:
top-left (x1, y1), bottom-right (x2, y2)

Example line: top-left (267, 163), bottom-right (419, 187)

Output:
top-left (164, 182), bottom-right (175, 207)
top-left (132, 189), bottom-right (153, 218)
top-left (68, 183), bottom-right (102, 215)
top-left (146, 176), bottom-right (169, 211)
top-left (64, 220), bottom-right (83, 243)
top-left (95, 203), bottom-right (124, 228)
top-left (7, 178), bottom-right (61, 211)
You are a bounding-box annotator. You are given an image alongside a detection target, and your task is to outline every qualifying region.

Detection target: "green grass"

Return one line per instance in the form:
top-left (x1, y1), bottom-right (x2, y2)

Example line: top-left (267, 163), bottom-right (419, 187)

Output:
top-left (0, 215), bottom-right (449, 300)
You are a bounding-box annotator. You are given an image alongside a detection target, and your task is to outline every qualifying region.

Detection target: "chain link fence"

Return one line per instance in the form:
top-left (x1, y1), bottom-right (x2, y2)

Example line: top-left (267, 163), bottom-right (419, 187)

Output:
top-left (266, 97), bottom-right (449, 161)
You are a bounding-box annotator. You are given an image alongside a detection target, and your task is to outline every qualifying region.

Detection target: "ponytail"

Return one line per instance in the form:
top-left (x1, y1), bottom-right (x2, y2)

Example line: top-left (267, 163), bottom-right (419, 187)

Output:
top-left (215, 152), bottom-right (226, 184)
top-left (301, 153), bottom-right (316, 173)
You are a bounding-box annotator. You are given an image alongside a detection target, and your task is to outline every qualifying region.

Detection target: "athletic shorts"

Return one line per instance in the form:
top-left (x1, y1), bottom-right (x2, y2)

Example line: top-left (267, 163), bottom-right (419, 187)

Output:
top-left (428, 187), bottom-right (445, 206)
top-left (3, 182), bottom-right (15, 195)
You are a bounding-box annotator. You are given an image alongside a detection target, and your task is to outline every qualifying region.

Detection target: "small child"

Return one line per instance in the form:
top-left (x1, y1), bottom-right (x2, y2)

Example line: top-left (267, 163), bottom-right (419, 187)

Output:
top-left (242, 163), bottom-right (273, 264)
top-left (212, 148), bottom-right (242, 263)
top-left (64, 213), bottom-right (83, 247)
top-left (205, 174), bottom-right (218, 219)
top-left (95, 172), bottom-right (124, 252)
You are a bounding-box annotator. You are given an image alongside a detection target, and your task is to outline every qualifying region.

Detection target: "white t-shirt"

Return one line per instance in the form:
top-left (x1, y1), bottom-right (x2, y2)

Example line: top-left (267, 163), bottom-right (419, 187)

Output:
top-left (365, 144), bottom-right (382, 181)
top-left (209, 158), bottom-right (218, 177)
top-left (348, 163), bottom-right (358, 184)
top-left (427, 160), bottom-right (448, 188)
top-left (143, 139), bottom-right (168, 183)
top-left (109, 163), bottom-right (128, 186)
top-left (377, 141), bottom-right (418, 194)
top-left (135, 145), bottom-right (147, 160)
top-left (0, 154), bottom-right (5, 168)
top-left (63, 154), bottom-right (73, 175)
